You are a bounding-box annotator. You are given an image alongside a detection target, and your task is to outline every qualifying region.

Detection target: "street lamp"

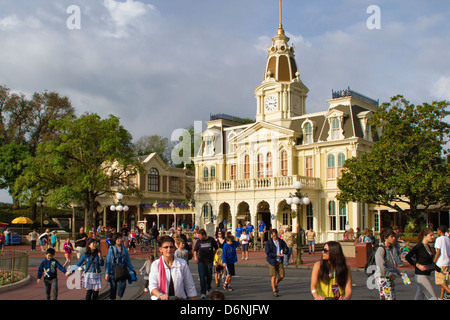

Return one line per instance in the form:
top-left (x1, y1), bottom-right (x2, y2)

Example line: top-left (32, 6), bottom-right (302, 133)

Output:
top-left (36, 196), bottom-right (45, 229)
top-left (286, 181), bottom-right (310, 265)
top-left (110, 193), bottom-right (129, 231)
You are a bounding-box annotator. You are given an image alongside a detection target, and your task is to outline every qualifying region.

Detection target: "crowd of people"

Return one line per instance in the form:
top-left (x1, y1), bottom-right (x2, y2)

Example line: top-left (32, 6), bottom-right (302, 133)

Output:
top-left (31, 221), bottom-right (450, 301)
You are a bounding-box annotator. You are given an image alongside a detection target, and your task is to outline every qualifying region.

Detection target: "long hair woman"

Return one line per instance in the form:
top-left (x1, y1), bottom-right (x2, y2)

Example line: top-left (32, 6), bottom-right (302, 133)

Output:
top-left (310, 241), bottom-right (352, 300)
top-left (405, 227), bottom-right (444, 300)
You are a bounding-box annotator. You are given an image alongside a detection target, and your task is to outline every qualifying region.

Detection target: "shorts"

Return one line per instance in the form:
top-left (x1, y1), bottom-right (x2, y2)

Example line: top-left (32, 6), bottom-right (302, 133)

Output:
top-left (225, 264), bottom-right (235, 276)
top-left (435, 266), bottom-right (450, 285)
top-left (215, 265), bottom-right (224, 273)
top-left (376, 277), bottom-right (396, 300)
top-left (308, 240), bottom-right (315, 246)
top-left (269, 262), bottom-right (285, 277)
top-left (241, 243), bottom-right (249, 251)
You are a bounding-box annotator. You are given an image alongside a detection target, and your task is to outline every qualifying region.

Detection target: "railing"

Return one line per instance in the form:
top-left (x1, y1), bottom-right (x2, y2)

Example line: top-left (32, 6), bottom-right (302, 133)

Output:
top-left (0, 250), bottom-right (28, 286)
top-left (197, 175), bottom-right (321, 193)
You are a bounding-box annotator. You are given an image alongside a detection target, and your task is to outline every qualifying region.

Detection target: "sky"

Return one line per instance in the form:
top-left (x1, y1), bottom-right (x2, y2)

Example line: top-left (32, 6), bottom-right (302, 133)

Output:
top-left (0, 0), bottom-right (449, 203)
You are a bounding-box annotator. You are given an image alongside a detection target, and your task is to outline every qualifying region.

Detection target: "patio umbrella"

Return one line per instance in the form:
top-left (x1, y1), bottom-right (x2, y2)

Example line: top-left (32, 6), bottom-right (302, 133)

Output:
top-left (10, 217), bottom-right (34, 242)
top-left (11, 217), bottom-right (33, 225)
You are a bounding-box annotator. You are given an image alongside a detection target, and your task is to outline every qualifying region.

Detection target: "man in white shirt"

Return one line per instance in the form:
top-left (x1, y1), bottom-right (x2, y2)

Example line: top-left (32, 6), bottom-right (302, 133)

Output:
top-left (434, 225), bottom-right (450, 300)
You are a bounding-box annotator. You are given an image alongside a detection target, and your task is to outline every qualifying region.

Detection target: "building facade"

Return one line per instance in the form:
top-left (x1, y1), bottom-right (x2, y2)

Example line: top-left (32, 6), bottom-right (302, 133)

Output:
top-left (96, 153), bottom-right (194, 233)
top-left (192, 22), bottom-right (381, 242)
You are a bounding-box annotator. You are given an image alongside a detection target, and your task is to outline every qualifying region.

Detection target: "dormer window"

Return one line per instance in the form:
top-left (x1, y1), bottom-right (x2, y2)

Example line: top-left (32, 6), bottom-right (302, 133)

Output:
top-left (331, 118), bottom-right (341, 140)
top-left (205, 136), bottom-right (214, 155)
top-left (303, 122), bottom-right (313, 144)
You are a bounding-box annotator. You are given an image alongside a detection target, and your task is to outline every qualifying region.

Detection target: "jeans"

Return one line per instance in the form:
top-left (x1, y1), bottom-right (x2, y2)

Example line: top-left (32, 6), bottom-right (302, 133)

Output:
top-left (109, 279), bottom-right (127, 300)
top-left (283, 247), bottom-right (293, 265)
top-left (197, 262), bottom-right (213, 295)
top-left (44, 278), bottom-right (58, 300)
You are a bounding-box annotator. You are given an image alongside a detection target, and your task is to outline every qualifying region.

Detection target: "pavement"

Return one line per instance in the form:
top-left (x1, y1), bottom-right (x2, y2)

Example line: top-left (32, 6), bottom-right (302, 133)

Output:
top-left (0, 243), bottom-right (414, 300)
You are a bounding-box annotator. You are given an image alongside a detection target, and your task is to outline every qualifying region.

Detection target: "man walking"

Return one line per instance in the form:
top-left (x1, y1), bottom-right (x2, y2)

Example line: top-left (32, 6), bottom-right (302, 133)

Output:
top-left (193, 229), bottom-right (218, 299)
top-left (434, 225), bottom-right (450, 299)
top-left (265, 229), bottom-right (287, 297)
top-left (74, 227), bottom-right (87, 259)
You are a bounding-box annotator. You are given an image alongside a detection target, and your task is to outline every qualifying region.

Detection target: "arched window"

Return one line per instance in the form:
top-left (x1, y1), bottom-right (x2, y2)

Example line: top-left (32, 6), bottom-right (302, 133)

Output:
top-left (148, 168), bottom-right (159, 191)
top-left (210, 166), bottom-right (216, 181)
top-left (337, 153), bottom-right (346, 177)
top-left (304, 122), bottom-right (313, 144)
top-left (266, 152), bottom-right (273, 177)
top-left (257, 153), bottom-right (264, 178)
top-left (327, 155), bottom-right (336, 179)
top-left (281, 150), bottom-right (288, 176)
top-left (203, 167), bottom-right (209, 182)
top-left (244, 155), bottom-right (250, 179)
top-left (339, 203), bottom-right (347, 231)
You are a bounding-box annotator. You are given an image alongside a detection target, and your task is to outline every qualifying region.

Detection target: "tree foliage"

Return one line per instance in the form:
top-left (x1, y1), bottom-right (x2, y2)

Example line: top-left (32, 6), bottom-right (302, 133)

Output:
top-left (337, 95), bottom-right (450, 232)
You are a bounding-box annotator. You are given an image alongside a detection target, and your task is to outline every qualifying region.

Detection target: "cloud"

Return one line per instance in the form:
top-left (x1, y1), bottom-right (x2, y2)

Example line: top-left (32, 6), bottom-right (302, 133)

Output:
top-left (431, 76), bottom-right (450, 100)
top-left (0, 15), bottom-right (21, 30)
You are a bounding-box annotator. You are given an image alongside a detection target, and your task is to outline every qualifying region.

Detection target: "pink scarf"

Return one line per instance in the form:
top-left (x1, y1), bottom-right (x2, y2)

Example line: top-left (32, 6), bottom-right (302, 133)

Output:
top-left (158, 257), bottom-right (167, 294)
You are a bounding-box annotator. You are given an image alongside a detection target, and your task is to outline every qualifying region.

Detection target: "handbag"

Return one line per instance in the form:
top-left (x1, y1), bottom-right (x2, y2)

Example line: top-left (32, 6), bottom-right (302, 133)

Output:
top-left (112, 246), bottom-right (130, 281)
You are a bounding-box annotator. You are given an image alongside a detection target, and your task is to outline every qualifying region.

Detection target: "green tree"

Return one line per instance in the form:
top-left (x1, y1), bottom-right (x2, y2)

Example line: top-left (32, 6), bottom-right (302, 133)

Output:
top-left (337, 95), bottom-right (450, 233)
top-left (133, 134), bottom-right (174, 164)
top-left (20, 113), bottom-right (142, 229)
top-left (0, 142), bottom-right (30, 208)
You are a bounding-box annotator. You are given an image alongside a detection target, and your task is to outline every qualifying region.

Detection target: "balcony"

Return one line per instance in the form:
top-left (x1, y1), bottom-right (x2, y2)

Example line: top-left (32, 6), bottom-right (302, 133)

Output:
top-left (196, 175), bottom-right (320, 193)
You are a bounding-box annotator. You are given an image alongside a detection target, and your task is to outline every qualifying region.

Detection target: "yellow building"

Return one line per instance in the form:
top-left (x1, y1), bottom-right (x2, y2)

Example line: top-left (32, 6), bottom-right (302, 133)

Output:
top-left (192, 19), bottom-right (380, 242)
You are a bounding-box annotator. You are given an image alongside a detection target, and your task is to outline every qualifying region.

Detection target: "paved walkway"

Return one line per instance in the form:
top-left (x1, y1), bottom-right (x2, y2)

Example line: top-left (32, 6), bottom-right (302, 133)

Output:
top-left (0, 243), bottom-right (414, 300)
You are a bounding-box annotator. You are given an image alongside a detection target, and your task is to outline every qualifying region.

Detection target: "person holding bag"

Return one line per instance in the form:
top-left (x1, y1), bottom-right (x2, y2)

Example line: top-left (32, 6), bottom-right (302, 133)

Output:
top-left (105, 233), bottom-right (135, 300)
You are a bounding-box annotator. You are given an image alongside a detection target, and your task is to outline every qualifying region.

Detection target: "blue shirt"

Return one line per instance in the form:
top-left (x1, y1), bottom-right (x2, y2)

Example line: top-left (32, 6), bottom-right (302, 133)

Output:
top-left (258, 222), bottom-right (266, 232)
top-left (235, 227), bottom-right (243, 238)
top-left (222, 241), bottom-right (240, 265)
top-left (246, 224), bottom-right (254, 234)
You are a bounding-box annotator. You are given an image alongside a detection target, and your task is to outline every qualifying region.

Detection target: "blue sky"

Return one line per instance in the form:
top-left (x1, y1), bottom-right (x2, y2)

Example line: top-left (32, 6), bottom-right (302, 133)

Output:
top-left (0, 0), bottom-right (449, 203)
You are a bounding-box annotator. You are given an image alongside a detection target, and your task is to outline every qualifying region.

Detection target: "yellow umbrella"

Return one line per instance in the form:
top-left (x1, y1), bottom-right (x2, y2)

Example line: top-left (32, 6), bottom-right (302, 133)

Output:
top-left (11, 217), bottom-right (33, 224)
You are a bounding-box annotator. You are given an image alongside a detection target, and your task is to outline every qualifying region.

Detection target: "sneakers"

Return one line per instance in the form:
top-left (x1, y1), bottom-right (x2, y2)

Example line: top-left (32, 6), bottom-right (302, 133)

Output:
top-left (201, 294), bottom-right (207, 299)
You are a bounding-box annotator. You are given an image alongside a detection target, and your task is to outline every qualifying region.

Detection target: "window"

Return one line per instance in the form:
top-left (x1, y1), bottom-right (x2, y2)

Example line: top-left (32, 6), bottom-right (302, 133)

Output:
top-left (327, 155), bottom-right (336, 179)
top-left (337, 153), bottom-right (345, 177)
top-left (305, 156), bottom-right (313, 177)
top-left (329, 201), bottom-right (336, 231)
top-left (266, 152), bottom-right (273, 177)
top-left (257, 153), bottom-right (264, 178)
top-left (148, 168), bottom-right (159, 191)
top-left (306, 203), bottom-right (313, 230)
top-left (202, 204), bottom-right (213, 225)
top-left (210, 166), bottom-right (216, 181)
top-left (332, 118), bottom-right (340, 140)
top-left (205, 136), bottom-right (214, 155)
top-left (339, 203), bottom-right (347, 231)
top-left (244, 155), bottom-right (250, 179)
top-left (203, 167), bottom-right (209, 182)
top-left (169, 176), bottom-right (180, 193)
top-left (281, 150), bottom-right (288, 176)
top-left (304, 122), bottom-right (313, 144)
top-left (230, 165), bottom-right (236, 180)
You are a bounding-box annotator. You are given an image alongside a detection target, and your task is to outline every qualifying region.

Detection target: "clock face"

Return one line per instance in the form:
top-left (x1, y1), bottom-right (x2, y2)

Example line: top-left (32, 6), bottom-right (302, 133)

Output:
top-left (265, 95), bottom-right (277, 111)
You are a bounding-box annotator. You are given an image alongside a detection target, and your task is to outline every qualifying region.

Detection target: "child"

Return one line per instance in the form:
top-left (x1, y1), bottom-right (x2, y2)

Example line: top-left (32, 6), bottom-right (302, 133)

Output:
top-left (139, 254), bottom-right (155, 293)
top-left (210, 290), bottom-right (226, 300)
top-left (222, 235), bottom-right (240, 291)
top-left (68, 238), bottom-right (104, 300)
top-left (214, 248), bottom-right (224, 287)
top-left (37, 248), bottom-right (68, 300)
top-left (174, 238), bottom-right (189, 264)
top-left (240, 229), bottom-right (250, 260)
top-left (50, 231), bottom-right (58, 249)
top-left (63, 237), bottom-right (74, 269)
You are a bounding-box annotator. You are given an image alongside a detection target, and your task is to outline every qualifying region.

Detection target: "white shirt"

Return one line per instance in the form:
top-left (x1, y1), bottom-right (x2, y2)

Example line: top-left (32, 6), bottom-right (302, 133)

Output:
top-left (149, 256), bottom-right (197, 300)
top-left (240, 234), bottom-right (250, 245)
top-left (435, 236), bottom-right (450, 267)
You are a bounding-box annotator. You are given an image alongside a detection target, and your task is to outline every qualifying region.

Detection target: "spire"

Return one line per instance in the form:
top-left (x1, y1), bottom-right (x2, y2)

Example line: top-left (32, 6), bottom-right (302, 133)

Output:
top-left (277, 0), bottom-right (285, 36)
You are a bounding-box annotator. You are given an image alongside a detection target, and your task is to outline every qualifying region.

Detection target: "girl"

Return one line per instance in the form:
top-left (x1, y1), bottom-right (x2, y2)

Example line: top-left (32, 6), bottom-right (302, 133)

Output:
top-left (68, 238), bottom-right (104, 300)
top-left (63, 237), bottom-right (74, 269)
top-left (405, 227), bottom-right (447, 300)
top-left (310, 241), bottom-right (352, 300)
top-left (139, 254), bottom-right (155, 293)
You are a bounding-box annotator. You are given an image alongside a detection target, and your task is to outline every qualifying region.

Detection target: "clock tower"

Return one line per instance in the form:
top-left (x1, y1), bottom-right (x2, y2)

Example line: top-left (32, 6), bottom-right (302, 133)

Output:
top-left (255, 2), bottom-right (309, 126)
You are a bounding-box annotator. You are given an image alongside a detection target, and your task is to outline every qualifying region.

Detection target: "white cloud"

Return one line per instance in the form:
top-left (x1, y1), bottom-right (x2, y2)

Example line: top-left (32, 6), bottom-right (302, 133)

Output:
top-left (0, 15), bottom-right (21, 30)
top-left (431, 76), bottom-right (450, 100)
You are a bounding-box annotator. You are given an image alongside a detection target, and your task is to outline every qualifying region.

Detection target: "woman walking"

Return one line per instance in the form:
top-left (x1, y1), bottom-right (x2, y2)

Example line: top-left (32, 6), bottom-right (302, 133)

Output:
top-left (105, 233), bottom-right (135, 300)
top-left (405, 227), bottom-right (446, 300)
top-left (310, 241), bottom-right (352, 300)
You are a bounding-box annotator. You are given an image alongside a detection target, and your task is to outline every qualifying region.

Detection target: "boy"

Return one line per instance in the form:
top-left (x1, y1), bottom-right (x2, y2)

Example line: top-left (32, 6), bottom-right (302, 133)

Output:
top-left (37, 248), bottom-right (68, 300)
top-left (175, 238), bottom-right (189, 264)
top-left (222, 235), bottom-right (240, 291)
top-left (214, 248), bottom-right (224, 287)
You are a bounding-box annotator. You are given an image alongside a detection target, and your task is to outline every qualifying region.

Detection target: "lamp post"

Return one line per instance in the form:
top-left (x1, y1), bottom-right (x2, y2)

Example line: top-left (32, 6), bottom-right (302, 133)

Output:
top-left (286, 181), bottom-right (310, 265)
top-left (36, 196), bottom-right (44, 229)
top-left (110, 193), bottom-right (129, 231)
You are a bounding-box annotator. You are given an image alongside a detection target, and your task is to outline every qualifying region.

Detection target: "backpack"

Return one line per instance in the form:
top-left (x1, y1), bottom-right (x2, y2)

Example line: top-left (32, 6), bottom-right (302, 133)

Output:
top-left (364, 244), bottom-right (383, 277)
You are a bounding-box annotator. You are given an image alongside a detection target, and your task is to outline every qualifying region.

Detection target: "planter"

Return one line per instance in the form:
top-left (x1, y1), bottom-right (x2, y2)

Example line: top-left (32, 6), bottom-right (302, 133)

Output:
top-left (339, 241), bottom-right (356, 258)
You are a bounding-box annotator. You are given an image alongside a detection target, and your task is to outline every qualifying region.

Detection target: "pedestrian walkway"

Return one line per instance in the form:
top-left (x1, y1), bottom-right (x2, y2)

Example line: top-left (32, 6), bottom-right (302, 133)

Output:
top-left (0, 243), bottom-right (414, 300)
